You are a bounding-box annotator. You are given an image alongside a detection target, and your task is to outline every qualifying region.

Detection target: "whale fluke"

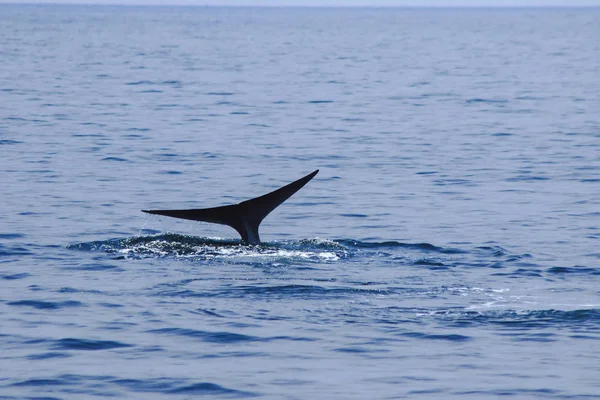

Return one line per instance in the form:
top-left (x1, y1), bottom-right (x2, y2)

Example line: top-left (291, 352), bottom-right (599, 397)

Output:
top-left (142, 169), bottom-right (319, 244)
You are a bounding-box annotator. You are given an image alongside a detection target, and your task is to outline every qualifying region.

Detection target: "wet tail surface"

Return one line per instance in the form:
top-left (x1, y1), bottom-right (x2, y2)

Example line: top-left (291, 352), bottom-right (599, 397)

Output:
top-left (142, 170), bottom-right (319, 244)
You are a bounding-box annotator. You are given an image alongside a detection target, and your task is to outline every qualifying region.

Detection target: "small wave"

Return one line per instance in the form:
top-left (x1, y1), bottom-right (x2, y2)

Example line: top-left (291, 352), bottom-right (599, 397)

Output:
top-left (0, 139), bottom-right (23, 145)
top-left (7, 300), bottom-right (84, 310)
top-left (414, 259), bottom-right (446, 268)
top-left (401, 332), bottom-right (472, 342)
top-left (339, 213), bottom-right (368, 218)
top-left (61, 263), bottom-right (123, 271)
top-left (11, 375), bottom-right (255, 397)
top-left (466, 98), bottom-right (508, 104)
top-left (492, 268), bottom-right (543, 278)
top-left (440, 309), bottom-right (600, 329)
top-left (505, 176), bottom-right (550, 182)
top-left (0, 244), bottom-right (33, 256)
top-left (168, 382), bottom-right (251, 396)
top-left (336, 239), bottom-right (465, 254)
top-left (147, 328), bottom-right (262, 344)
top-left (101, 156), bottom-right (129, 162)
top-left (113, 378), bottom-right (255, 396)
top-left (27, 352), bottom-right (71, 360)
top-left (53, 338), bottom-right (133, 351)
top-left (0, 233), bottom-right (26, 239)
top-left (2, 273), bottom-right (30, 280)
top-left (125, 80), bottom-right (166, 85)
top-left (126, 80), bottom-right (148, 85)
top-left (147, 327), bottom-right (314, 344)
top-left (547, 266), bottom-right (600, 275)
top-left (157, 282), bottom-right (389, 300)
top-left (11, 378), bottom-right (64, 387)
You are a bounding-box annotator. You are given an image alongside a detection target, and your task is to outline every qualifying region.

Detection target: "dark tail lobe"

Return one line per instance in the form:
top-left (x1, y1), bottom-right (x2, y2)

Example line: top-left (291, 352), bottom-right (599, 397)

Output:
top-left (142, 170), bottom-right (319, 244)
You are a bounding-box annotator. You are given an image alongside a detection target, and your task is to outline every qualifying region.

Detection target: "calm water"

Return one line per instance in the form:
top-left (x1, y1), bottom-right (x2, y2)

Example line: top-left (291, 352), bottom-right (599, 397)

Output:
top-left (1, 4), bottom-right (600, 399)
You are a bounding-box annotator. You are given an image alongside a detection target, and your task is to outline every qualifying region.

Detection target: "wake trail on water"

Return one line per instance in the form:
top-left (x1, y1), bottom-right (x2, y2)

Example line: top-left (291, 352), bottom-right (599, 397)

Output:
top-left (67, 234), bottom-right (350, 264)
top-left (65, 233), bottom-right (477, 265)
top-left (64, 234), bottom-right (599, 282)
top-left (64, 234), bottom-right (600, 312)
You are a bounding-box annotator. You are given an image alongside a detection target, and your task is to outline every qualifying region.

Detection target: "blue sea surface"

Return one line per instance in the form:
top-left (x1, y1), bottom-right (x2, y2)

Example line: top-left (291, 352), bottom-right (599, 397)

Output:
top-left (1, 4), bottom-right (600, 399)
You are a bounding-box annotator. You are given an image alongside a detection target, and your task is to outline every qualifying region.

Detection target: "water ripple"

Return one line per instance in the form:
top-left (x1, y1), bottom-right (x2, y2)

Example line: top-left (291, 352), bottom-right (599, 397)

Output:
top-left (113, 378), bottom-right (257, 397)
top-left (147, 328), bottom-right (263, 343)
top-left (7, 300), bottom-right (84, 310)
top-left (52, 338), bottom-right (133, 351)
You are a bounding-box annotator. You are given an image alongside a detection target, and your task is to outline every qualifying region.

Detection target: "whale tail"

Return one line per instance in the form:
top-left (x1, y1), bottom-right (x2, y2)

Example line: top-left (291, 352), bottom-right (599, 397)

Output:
top-left (142, 169), bottom-right (319, 244)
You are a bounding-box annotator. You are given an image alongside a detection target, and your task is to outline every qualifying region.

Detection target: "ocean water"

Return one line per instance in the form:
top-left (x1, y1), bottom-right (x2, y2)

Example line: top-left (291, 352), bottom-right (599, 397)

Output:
top-left (1, 4), bottom-right (600, 399)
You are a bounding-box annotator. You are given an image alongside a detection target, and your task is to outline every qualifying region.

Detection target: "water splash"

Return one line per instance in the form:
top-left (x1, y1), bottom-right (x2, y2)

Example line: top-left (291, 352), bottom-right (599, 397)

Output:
top-left (67, 234), bottom-right (349, 264)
